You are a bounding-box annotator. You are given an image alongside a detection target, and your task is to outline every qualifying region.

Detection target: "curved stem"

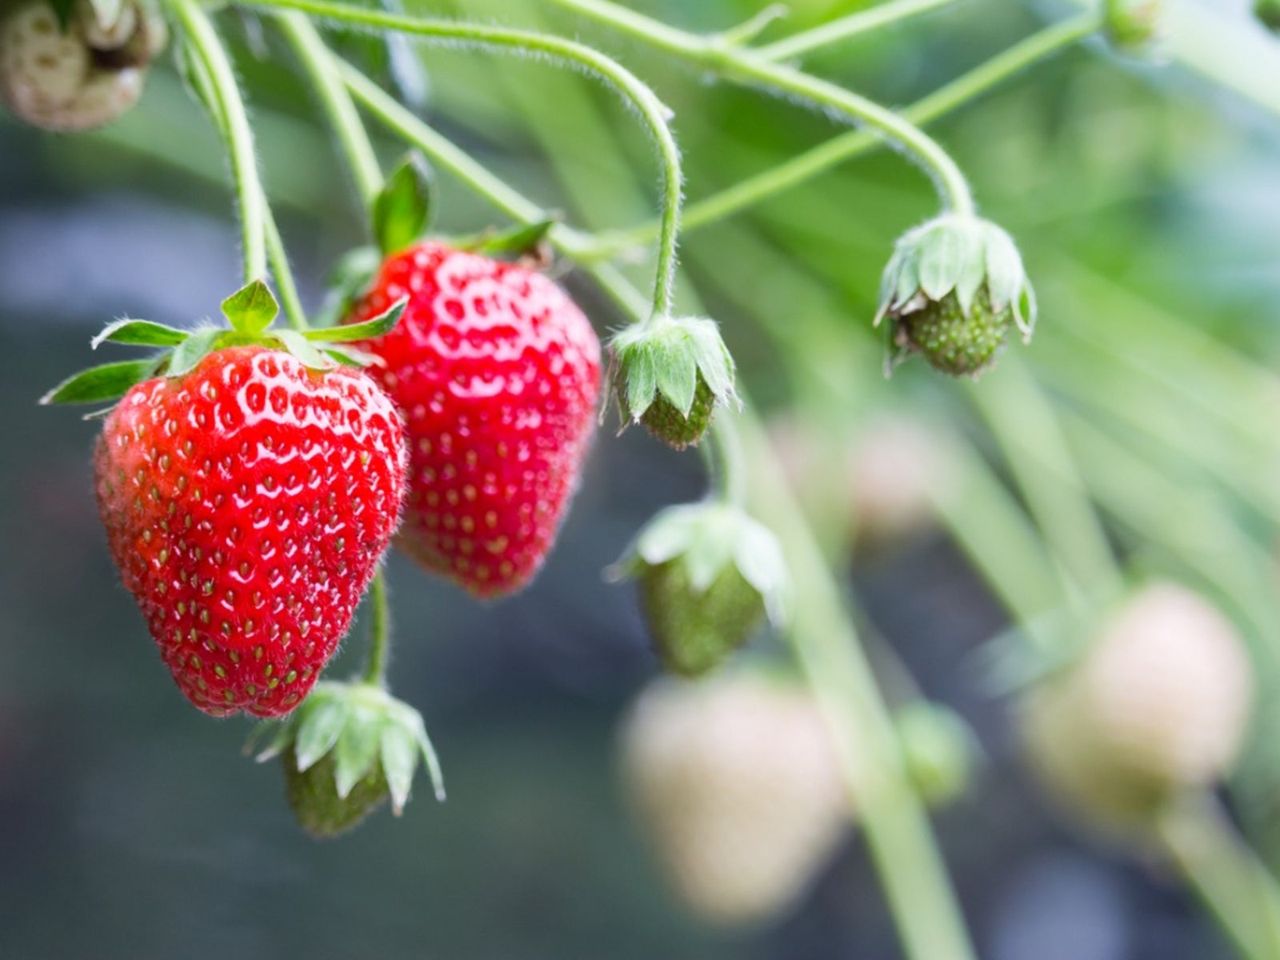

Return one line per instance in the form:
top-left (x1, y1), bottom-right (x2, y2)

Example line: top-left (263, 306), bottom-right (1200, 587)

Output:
top-left (276, 10), bottom-right (383, 207)
top-left (170, 0), bottom-right (267, 281)
top-left (362, 570), bottom-right (390, 687)
top-left (263, 207), bottom-right (308, 331)
top-left (706, 417), bottom-right (746, 507)
top-left (239, 0), bottom-right (684, 319)
top-left (757, 0), bottom-right (955, 62)
top-left (544, 0), bottom-right (972, 214)
top-left (582, 11), bottom-right (1102, 256)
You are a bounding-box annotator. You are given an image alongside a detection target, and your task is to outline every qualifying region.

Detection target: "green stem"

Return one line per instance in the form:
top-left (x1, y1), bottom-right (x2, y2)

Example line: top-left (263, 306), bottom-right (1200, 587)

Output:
top-left (707, 417), bottom-right (746, 507)
top-left (1156, 793), bottom-right (1280, 960)
top-left (584, 10), bottom-right (1102, 255)
top-left (966, 358), bottom-right (1123, 610)
top-left (544, 0), bottom-right (973, 215)
top-left (169, 0), bottom-right (268, 282)
top-left (362, 570), bottom-right (391, 686)
top-left (345, 78), bottom-right (976, 960)
top-left (276, 10), bottom-right (383, 207)
top-left (263, 207), bottom-right (308, 331)
top-left (240, 0), bottom-right (684, 319)
top-left (756, 0), bottom-right (955, 62)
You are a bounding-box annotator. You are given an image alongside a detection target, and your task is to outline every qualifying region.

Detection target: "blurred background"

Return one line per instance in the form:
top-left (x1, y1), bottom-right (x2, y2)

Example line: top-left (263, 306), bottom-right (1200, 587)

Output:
top-left (3, 0), bottom-right (1280, 957)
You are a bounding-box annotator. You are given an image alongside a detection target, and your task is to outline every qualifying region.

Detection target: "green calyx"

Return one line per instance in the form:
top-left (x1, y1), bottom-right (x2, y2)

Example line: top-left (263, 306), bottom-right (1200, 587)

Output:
top-left (612, 502), bottom-right (787, 677)
top-left (249, 680), bottom-right (445, 838)
top-left (875, 214), bottom-right (1035, 379)
top-left (1104, 0), bottom-right (1163, 51)
top-left (39, 278), bottom-right (407, 412)
top-left (610, 315), bottom-right (737, 449)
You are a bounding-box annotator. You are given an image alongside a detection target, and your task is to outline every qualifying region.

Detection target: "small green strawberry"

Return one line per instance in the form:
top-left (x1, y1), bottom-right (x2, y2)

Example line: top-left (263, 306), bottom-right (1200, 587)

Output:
top-left (252, 680), bottom-right (445, 839)
top-left (895, 703), bottom-right (980, 809)
top-left (1105, 0), bottom-right (1163, 51)
top-left (610, 315), bottom-right (736, 450)
top-left (613, 503), bottom-right (787, 677)
top-left (875, 214), bottom-right (1035, 378)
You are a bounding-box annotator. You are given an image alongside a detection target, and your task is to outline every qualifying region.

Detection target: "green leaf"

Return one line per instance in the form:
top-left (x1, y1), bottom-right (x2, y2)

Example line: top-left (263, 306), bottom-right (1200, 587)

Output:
top-left (250, 721), bottom-right (296, 763)
top-left (633, 504), bottom-right (702, 567)
top-left (273, 330), bottom-right (335, 371)
top-left (379, 723), bottom-right (419, 813)
top-left (334, 710), bottom-right (384, 799)
top-left (462, 218), bottom-right (558, 257)
top-left (917, 224), bottom-right (964, 301)
top-left (40, 358), bottom-right (161, 405)
top-left (687, 322), bottom-right (735, 402)
top-left (304, 297), bottom-right (407, 343)
top-left (294, 697), bottom-right (350, 772)
top-left (166, 328), bottom-right (221, 379)
top-left (221, 279), bottom-right (279, 336)
top-left (92, 319), bottom-right (189, 350)
top-left (324, 345), bottom-right (381, 368)
top-left (416, 723), bottom-right (447, 802)
top-left (373, 154), bottom-right (432, 255)
top-left (86, 0), bottom-right (124, 29)
top-left (733, 518), bottom-right (789, 624)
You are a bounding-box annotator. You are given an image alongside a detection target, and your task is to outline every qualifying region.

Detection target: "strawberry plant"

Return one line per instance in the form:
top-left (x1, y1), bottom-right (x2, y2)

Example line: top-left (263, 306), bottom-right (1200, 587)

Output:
top-left (12, 0), bottom-right (1280, 957)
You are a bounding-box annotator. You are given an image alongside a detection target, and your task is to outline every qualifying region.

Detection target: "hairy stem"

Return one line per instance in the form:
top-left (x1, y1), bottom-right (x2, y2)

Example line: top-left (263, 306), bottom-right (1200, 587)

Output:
top-left (240, 0), bottom-right (684, 318)
top-left (544, 0), bottom-right (973, 214)
top-left (276, 11), bottom-right (383, 207)
top-left (584, 10), bottom-right (1102, 255)
top-left (362, 570), bottom-right (391, 687)
top-left (756, 0), bottom-right (955, 61)
top-left (170, 0), bottom-right (267, 281)
top-left (347, 76), bottom-right (976, 960)
top-left (263, 208), bottom-right (308, 330)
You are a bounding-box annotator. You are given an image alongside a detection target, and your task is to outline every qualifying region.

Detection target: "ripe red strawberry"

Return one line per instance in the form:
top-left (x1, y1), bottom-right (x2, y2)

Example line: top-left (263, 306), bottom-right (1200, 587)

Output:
top-left (94, 345), bottom-right (407, 717)
top-left (345, 241), bottom-right (601, 597)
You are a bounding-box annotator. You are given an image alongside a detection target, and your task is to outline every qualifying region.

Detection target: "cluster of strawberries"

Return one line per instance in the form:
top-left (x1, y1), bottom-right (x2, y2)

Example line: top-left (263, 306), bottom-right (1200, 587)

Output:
top-left (65, 239), bottom-right (604, 718)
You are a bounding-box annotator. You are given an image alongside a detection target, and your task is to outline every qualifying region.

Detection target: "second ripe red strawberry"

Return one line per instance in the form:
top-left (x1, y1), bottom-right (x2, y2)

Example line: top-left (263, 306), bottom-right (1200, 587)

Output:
top-left (346, 241), bottom-right (601, 597)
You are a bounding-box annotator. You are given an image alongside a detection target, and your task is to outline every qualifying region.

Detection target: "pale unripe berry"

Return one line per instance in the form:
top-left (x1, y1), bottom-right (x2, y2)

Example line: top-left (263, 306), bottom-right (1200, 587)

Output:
top-left (849, 416), bottom-right (940, 548)
top-left (1024, 584), bottom-right (1253, 830)
top-left (620, 672), bottom-right (847, 925)
top-left (0, 0), bottom-right (161, 132)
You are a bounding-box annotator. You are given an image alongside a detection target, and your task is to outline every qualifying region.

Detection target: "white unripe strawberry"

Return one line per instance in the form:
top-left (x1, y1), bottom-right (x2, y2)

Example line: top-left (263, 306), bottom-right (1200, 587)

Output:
top-left (0, 0), bottom-right (162, 132)
top-left (1023, 583), bottom-right (1254, 830)
top-left (620, 671), bottom-right (847, 926)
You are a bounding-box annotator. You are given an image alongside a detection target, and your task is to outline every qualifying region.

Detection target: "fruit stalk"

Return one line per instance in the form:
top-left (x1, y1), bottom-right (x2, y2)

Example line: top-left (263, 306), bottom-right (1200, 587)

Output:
top-left (541, 0), bottom-right (975, 215)
top-left (755, 0), bottom-right (956, 61)
top-left (340, 62), bottom-right (976, 960)
top-left (363, 571), bottom-right (391, 687)
top-left (240, 0), bottom-right (685, 318)
top-left (168, 0), bottom-right (268, 282)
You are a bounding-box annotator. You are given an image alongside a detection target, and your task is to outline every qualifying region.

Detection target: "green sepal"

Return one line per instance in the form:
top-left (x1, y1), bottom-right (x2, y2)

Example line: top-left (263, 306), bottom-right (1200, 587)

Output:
top-left (334, 705), bottom-right (385, 799)
top-left (274, 330), bottom-right (337, 370)
top-left (165, 328), bottom-right (221, 378)
top-left (221, 279), bottom-right (280, 337)
top-left (313, 246), bottom-right (380, 330)
top-left (373, 154), bottom-right (432, 256)
top-left (457, 218), bottom-right (558, 258)
top-left (91, 318), bottom-right (189, 350)
top-left (39, 357), bottom-right (163, 406)
top-left (304, 296), bottom-right (407, 343)
top-left (610, 315), bottom-right (737, 423)
top-left (85, 0), bottom-right (126, 30)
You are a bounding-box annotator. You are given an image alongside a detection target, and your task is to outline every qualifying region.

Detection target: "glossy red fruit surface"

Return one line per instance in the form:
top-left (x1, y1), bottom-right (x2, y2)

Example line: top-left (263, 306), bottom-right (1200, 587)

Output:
top-left (94, 346), bottom-right (407, 717)
top-left (347, 242), bottom-right (601, 597)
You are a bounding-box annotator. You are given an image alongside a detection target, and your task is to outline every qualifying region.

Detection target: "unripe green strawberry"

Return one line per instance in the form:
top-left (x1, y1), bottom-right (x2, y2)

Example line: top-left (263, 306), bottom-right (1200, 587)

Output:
top-left (896, 702), bottom-right (979, 809)
top-left (876, 214), bottom-right (1035, 378)
top-left (283, 748), bottom-right (389, 838)
top-left (1105, 0), bottom-right (1162, 51)
top-left (611, 315), bottom-right (735, 450)
top-left (253, 680), bottom-right (445, 839)
top-left (1023, 583), bottom-right (1253, 831)
top-left (620, 670), bottom-right (846, 925)
top-left (0, 0), bottom-right (163, 132)
top-left (613, 503), bottom-right (787, 677)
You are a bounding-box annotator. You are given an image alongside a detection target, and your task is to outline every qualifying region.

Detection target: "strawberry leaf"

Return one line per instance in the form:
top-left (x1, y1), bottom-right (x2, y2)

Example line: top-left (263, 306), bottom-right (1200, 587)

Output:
top-left (92, 319), bottom-right (190, 350)
top-left (373, 154), bottom-right (432, 256)
top-left (313, 246), bottom-right (380, 330)
top-left (221, 279), bottom-right (280, 336)
top-left (166, 329), bottom-right (222, 378)
top-left (324, 344), bottom-right (381, 368)
top-left (274, 330), bottom-right (336, 370)
top-left (305, 297), bottom-right (407, 344)
top-left (40, 358), bottom-right (163, 405)
top-left (460, 218), bottom-right (559, 257)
